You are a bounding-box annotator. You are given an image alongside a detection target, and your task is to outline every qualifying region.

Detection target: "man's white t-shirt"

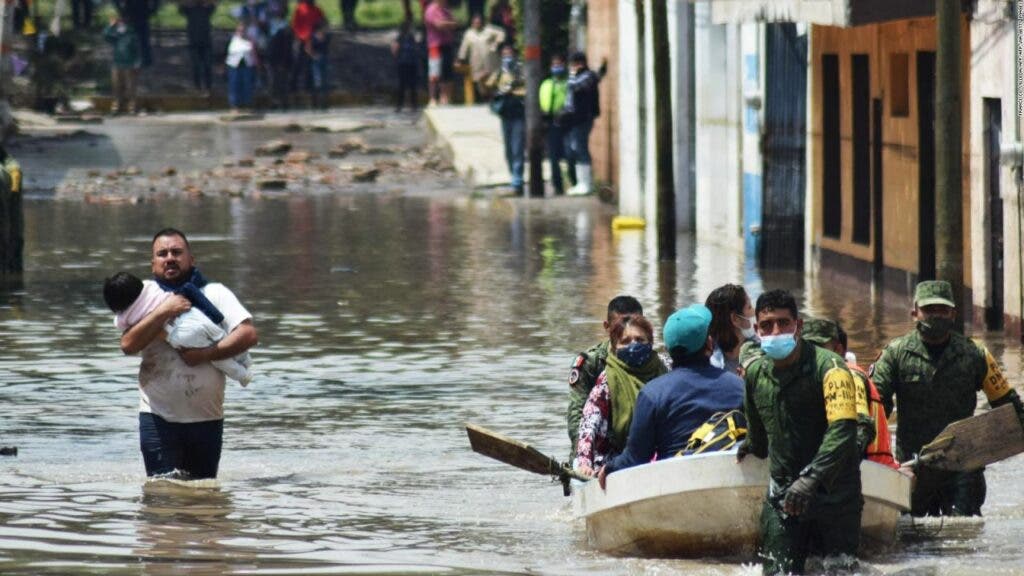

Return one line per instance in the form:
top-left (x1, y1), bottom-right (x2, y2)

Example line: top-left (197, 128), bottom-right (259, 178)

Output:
top-left (134, 283), bottom-right (252, 423)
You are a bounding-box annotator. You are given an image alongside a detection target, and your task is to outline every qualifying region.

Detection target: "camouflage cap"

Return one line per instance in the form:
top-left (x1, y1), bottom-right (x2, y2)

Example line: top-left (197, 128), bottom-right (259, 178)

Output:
top-left (801, 317), bottom-right (839, 347)
top-left (914, 280), bottom-right (956, 308)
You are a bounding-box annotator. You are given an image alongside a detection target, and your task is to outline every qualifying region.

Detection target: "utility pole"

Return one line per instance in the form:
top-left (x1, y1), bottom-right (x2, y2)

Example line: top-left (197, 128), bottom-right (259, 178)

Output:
top-left (651, 0), bottom-right (675, 260)
top-left (523, 0), bottom-right (544, 197)
top-left (935, 0), bottom-right (963, 328)
top-left (635, 0), bottom-right (647, 209)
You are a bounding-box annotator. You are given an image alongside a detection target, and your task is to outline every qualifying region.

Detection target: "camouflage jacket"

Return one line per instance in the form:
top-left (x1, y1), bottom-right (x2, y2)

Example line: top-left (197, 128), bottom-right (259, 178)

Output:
top-left (744, 339), bottom-right (861, 500)
top-left (566, 340), bottom-right (610, 459)
top-left (871, 330), bottom-right (1014, 461)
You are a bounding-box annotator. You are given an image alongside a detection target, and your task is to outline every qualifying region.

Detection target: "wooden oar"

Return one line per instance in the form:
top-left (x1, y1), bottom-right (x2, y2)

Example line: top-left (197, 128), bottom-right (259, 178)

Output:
top-left (465, 423), bottom-right (590, 495)
top-left (910, 404), bottom-right (1024, 471)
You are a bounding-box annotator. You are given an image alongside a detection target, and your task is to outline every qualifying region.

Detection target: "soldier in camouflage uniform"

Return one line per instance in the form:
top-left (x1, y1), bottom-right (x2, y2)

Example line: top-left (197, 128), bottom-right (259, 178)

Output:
top-left (801, 318), bottom-right (875, 456)
top-left (871, 280), bottom-right (1024, 516)
top-left (566, 295), bottom-right (643, 460)
top-left (738, 290), bottom-right (862, 575)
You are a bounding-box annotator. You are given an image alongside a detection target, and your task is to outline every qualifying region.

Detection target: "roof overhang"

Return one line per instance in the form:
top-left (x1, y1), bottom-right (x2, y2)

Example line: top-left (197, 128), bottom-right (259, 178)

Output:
top-left (707, 0), bottom-right (936, 27)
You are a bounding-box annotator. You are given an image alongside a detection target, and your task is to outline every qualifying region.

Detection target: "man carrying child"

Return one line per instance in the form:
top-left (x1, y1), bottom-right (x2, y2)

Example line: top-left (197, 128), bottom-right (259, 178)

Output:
top-left (116, 228), bottom-right (258, 480)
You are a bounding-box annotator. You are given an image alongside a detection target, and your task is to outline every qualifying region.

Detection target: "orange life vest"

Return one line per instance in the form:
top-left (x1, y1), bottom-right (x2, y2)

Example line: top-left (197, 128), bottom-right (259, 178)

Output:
top-left (849, 362), bottom-right (899, 469)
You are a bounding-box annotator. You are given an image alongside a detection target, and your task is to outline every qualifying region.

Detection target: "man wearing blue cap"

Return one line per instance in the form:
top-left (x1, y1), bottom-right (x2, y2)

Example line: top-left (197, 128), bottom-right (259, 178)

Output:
top-left (597, 304), bottom-right (744, 488)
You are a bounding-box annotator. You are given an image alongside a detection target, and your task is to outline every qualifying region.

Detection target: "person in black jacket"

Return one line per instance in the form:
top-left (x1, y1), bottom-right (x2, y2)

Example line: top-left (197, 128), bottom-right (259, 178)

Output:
top-left (179, 0), bottom-right (215, 94)
top-left (114, 0), bottom-right (160, 67)
top-left (561, 51), bottom-right (600, 195)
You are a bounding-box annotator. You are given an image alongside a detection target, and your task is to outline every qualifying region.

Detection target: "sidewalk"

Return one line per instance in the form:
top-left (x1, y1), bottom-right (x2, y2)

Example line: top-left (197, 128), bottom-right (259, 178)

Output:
top-left (424, 105), bottom-right (510, 188)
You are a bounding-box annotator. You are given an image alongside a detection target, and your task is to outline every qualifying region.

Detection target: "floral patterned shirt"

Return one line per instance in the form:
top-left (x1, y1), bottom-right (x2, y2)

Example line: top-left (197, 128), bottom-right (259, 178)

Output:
top-left (573, 371), bottom-right (611, 471)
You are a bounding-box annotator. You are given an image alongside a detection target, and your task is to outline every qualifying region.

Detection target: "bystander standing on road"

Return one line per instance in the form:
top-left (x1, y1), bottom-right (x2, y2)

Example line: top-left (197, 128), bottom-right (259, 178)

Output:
top-left (114, 0), bottom-right (159, 68)
top-left (225, 23), bottom-right (258, 111)
top-left (104, 14), bottom-right (141, 115)
top-left (266, 10), bottom-right (294, 109)
top-left (391, 19), bottom-right (419, 112)
top-left (307, 21), bottom-right (331, 109)
top-left (424, 0), bottom-right (457, 106)
top-left (539, 53), bottom-right (573, 195)
top-left (561, 51), bottom-right (600, 196)
top-left (290, 0), bottom-right (326, 93)
top-left (488, 43), bottom-right (525, 195)
top-left (457, 14), bottom-right (504, 101)
top-left (179, 0), bottom-right (216, 96)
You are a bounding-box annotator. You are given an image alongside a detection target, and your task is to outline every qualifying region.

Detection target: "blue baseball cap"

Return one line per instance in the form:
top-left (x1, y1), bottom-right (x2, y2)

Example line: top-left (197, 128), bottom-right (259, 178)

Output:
top-left (663, 304), bottom-right (712, 354)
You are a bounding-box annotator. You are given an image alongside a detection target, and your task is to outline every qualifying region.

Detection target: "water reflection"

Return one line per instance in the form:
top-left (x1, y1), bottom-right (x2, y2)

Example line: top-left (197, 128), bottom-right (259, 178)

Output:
top-left (0, 190), bottom-right (1022, 574)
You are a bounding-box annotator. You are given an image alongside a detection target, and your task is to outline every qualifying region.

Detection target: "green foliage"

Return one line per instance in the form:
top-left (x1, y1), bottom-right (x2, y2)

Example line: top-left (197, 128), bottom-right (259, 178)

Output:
top-left (30, 0), bottom-right (452, 31)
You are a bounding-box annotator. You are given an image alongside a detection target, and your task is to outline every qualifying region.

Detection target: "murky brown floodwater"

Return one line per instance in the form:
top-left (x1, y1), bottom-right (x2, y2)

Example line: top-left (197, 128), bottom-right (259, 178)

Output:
top-left (1, 111), bottom-right (1023, 575)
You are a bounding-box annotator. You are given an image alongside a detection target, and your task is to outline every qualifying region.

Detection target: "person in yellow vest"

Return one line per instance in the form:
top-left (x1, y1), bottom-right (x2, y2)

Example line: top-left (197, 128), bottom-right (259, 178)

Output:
top-left (871, 280), bottom-right (1024, 516)
top-left (803, 318), bottom-right (899, 469)
top-left (539, 53), bottom-right (575, 195)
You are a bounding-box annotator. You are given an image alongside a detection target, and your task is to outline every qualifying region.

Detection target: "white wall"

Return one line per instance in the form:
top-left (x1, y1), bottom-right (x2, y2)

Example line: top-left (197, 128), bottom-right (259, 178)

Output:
top-left (694, 4), bottom-right (743, 249)
top-left (969, 0), bottom-right (1020, 322)
top-left (616, 0), bottom-right (694, 231)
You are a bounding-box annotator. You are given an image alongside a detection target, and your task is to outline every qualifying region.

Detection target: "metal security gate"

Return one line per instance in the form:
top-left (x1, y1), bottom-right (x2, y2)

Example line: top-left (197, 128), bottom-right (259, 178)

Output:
top-left (760, 24), bottom-right (807, 269)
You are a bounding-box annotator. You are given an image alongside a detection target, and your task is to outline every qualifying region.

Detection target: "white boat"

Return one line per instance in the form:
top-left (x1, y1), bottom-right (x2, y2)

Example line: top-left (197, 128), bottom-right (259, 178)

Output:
top-left (572, 452), bottom-right (911, 557)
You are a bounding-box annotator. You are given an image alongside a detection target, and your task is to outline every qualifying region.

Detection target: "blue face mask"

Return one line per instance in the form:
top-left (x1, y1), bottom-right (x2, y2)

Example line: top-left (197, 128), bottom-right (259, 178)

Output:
top-left (760, 333), bottom-right (798, 360)
top-left (502, 56), bottom-right (515, 69)
top-left (616, 342), bottom-right (653, 368)
top-left (550, 65), bottom-right (566, 77)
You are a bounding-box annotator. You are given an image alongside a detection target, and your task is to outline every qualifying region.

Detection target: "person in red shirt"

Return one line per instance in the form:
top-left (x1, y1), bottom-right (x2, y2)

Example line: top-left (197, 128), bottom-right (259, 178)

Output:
top-left (290, 0), bottom-right (326, 96)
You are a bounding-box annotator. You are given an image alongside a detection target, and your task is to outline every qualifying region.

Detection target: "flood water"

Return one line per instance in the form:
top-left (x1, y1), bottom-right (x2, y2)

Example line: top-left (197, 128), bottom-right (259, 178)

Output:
top-left (1, 113), bottom-right (1024, 575)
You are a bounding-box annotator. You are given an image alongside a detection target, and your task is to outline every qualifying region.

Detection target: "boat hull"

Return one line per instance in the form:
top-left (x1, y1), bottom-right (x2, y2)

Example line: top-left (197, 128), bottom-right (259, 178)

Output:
top-left (573, 453), bottom-right (911, 557)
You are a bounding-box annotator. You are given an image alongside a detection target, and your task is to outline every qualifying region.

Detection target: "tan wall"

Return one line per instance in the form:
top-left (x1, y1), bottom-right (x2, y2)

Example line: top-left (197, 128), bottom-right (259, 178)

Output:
top-left (587, 0), bottom-right (619, 186)
top-left (810, 17), bottom-right (972, 285)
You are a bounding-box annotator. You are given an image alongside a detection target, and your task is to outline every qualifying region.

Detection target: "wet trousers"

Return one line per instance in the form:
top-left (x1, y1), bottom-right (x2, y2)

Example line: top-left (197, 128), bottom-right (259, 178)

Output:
top-left (139, 412), bottom-right (223, 479)
top-left (758, 496), bottom-right (862, 575)
top-left (911, 467), bottom-right (986, 517)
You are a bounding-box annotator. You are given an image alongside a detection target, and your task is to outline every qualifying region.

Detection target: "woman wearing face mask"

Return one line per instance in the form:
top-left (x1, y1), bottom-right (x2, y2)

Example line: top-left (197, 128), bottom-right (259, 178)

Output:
top-left (486, 43), bottom-right (527, 195)
top-left (574, 315), bottom-right (668, 477)
top-left (704, 284), bottom-right (756, 374)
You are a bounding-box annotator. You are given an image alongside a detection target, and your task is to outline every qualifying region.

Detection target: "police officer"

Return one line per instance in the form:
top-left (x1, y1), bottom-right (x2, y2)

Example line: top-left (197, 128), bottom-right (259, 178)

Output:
top-left (566, 295), bottom-right (643, 460)
top-left (871, 280), bottom-right (1024, 517)
top-left (737, 290), bottom-right (861, 575)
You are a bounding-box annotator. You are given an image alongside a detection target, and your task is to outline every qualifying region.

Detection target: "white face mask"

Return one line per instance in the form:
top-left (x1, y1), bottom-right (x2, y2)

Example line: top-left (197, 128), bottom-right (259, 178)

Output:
top-left (735, 314), bottom-right (757, 341)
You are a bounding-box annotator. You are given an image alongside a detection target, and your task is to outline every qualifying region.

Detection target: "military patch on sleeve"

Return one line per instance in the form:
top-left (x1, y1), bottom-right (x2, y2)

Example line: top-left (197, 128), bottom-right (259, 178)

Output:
top-left (573, 354), bottom-right (586, 369)
top-left (568, 368), bottom-right (580, 387)
top-left (822, 367), bottom-right (858, 423)
top-left (981, 349), bottom-right (1011, 401)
